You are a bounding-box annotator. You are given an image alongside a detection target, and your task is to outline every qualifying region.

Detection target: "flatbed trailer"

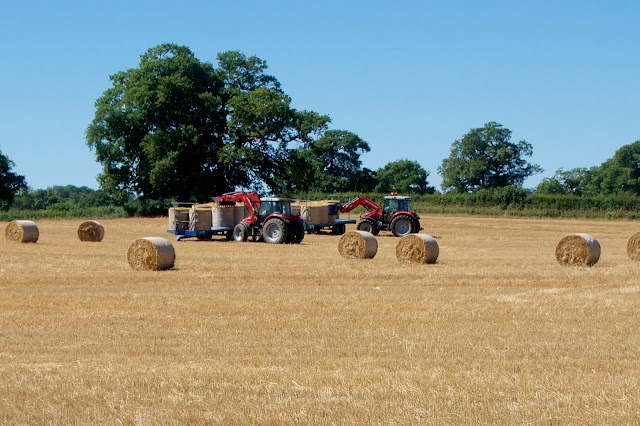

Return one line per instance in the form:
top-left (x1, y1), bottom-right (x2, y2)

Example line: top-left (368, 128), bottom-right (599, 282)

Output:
top-left (168, 226), bottom-right (234, 241)
top-left (168, 218), bottom-right (356, 240)
top-left (304, 218), bottom-right (355, 234)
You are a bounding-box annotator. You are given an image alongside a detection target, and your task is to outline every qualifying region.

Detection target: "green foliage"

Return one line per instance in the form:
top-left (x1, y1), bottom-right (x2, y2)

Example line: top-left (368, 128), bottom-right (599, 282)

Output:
top-left (536, 168), bottom-right (589, 195)
top-left (87, 44), bottom-right (337, 203)
top-left (439, 122), bottom-right (542, 192)
top-left (582, 141), bottom-right (640, 196)
top-left (0, 149), bottom-right (27, 209)
top-left (374, 159), bottom-right (434, 195)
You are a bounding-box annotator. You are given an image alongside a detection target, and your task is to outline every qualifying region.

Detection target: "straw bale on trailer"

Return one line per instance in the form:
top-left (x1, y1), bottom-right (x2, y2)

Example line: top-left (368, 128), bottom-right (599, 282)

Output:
top-left (627, 232), bottom-right (640, 261)
top-left (301, 206), bottom-right (329, 225)
top-left (168, 207), bottom-right (190, 231)
top-left (212, 205), bottom-right (235, 227)
top-left (127, 237), bottom-right (175, 271)
top-left (234, 204), bottom-right (252, 223)
top-left (5, 220), bottom-right (39, 243)
top-left (555, 233), bottom-right (600, 266)
top-left (338, 231), bottom-right (378, 259)
top-left (189, 206), bottom-right (213, 232)
top-left (77, 220), bottom-right (104, 242)
top-left (396, 234), bottom-right (439, 264)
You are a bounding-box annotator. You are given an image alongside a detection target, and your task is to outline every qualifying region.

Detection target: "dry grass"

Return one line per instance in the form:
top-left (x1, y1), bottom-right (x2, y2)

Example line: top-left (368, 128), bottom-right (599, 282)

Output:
top-left (0, 216), bottom-right (639, 424)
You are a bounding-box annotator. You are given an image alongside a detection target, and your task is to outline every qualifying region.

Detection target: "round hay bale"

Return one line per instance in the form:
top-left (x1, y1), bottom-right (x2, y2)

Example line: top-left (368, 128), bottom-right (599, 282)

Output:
top-left (396, 234), bottom-right (439, 264)
top-left (212, 206), bottom-right (235, 227)
top-left (627, 232), bottom-right (640, 261)
top-left (555, 233), bottom-right (600, 266)
top-left (5, 220), bottom-right (39, 243)
top-left (168, 207), bottom-right (190, 231)
top-left (338, 230), bottom-right (378, 259)
top-left (127, 237), bottom-right (175, 271)
top-left (77, 220), bottom-right (104, 242)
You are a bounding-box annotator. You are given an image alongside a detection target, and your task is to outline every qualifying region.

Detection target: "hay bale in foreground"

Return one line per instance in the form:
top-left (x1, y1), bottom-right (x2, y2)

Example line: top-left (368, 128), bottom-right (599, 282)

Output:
top-left (77, 220), bottom-right (104, 242)
top-left (338, 231), bottom-right (377, 259)
top-left (555, 233), bottom-right (600, 266)
top-left (396, 234), bottom-right (439, 264)
top-left (5, 220), bottom-right (39, 243)
top-left (627, 232), bottom-right (640, 261)
top-left (127, 237), bottom-right (175, 271)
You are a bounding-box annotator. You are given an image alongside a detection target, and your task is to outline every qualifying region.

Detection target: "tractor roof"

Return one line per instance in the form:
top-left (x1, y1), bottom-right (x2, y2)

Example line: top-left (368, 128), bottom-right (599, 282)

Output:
top-left (384, 196), bottom-right (411, 200)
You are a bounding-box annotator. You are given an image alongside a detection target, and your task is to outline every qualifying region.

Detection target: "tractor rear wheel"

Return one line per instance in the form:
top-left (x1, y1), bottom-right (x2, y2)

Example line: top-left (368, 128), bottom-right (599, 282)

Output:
top-left (390, 215), bottom-right (413, 237)
top-left (233, 223), bottom-right (249, 242)
top-left (263, 218), bottom-right (288, 244)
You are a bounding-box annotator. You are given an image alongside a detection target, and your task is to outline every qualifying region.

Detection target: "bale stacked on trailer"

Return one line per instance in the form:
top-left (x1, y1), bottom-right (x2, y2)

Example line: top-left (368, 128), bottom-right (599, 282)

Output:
top-left (338, 231), bottom-right (378, 259)
top-left (555, 233), bottom-right (601, 266)
top-left (234, 204), bottom-right (252, 223)
top-left (127, 237), bottom-right (175, 271)
top-left (212, 205), bottom-right (235, 228)
top-left (77, 220), bottom-right (104, 242)
top-left (627, 232), bottom-right (640, 261)
top-left (189, 204), bottom-right (213, 232)
top-left (396, 234), bottom-right (439, 264)
top-left (168, 207), bottom-right (190, 231)
top-left (5, 220), bottom-right (39, 243)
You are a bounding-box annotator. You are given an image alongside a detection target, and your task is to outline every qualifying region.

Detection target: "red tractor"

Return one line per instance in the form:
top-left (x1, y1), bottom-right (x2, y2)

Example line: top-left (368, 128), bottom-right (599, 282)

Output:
top-left (338, 195), bottom-right (421, 237)
top-left (215, 191), bottom-right (305, 244)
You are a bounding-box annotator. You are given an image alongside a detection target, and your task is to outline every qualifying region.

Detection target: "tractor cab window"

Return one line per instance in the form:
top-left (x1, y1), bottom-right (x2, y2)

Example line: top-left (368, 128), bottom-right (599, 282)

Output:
top-left (383, 198), bottom-right (398, 222)
top-left (258, 200), bottom-right (292, 220)
top-left (397, 199), bottom-right (410, 212)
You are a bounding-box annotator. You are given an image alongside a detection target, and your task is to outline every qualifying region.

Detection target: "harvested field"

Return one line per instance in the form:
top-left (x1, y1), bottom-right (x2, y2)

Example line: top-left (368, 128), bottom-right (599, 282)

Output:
top-left (0, 216), bottom-right (639, 423)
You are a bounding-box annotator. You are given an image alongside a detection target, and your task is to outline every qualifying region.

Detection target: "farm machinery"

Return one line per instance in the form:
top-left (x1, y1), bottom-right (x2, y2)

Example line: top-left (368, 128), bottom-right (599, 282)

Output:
top-left (216, 191), bottom-right (305, 244)
top-left (338, 195), bottom-right (422, 237)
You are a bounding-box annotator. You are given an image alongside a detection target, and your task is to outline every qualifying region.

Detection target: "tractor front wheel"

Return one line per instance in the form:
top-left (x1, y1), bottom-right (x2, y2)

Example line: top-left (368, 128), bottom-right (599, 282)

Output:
top-left (233, 223), bottom-right (249, 242)
top-left (263, 218), bottom-right (288, 244)
top-left (357, 219), bottom-right (378, 235)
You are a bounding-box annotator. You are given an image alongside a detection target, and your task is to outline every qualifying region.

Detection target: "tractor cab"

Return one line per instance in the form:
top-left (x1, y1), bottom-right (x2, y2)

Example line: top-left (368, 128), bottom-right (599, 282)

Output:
top-left (383, 196), bottom-right (411, 223)
top-left (258, 197), bottom-right (293, 222)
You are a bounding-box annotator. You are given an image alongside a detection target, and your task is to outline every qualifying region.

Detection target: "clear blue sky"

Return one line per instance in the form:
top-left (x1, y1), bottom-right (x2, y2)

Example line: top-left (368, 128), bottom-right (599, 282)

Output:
top-left (1, 0), bottom-right (638, 191)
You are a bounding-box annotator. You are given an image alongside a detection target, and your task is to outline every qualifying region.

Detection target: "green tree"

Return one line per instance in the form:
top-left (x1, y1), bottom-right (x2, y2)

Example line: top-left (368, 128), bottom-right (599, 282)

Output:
top-left (536, 168), bottom-right (589, 195)
top-left (583, 141), bottom-right (640, 195)
top-left (0, 149), bottom-right (27, 208)
top-left (86, 44), bottom-right (330, 202)
top-left (438, 122), bottom-right (542, 192)
top-left (374, 159), bottom-right (433, 195)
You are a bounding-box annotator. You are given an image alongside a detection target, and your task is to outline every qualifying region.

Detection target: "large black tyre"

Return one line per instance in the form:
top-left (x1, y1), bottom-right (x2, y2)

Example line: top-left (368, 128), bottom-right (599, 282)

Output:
top-left (233, 223), bottom-right (249, 242)
top-left (411, 218), bottom-right (421, 234)
top-left (390, 214), bottom-right (413, 237)
top-left (288, 221), bottom-right (305, 244)
top-left (331, 223), bottom-right (346, 235)
top-left (357, 218), bottom-right (378, 235)
top-left (196, 234), bottom-right (212, 241)
top-left (263, 218), bottom-right (288, 244)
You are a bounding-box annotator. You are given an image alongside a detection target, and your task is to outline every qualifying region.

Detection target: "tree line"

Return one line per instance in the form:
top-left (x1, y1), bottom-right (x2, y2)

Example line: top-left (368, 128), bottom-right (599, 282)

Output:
top-left (1, 43), bottom-right (639, 214)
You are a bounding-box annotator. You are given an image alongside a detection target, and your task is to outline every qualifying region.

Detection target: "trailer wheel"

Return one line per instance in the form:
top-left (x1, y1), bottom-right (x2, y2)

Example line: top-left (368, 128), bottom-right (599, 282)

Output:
top-left (197, 234), bottom-right (212, 241)
top-left (390, 215), bottom-right (413, 237)
top-left (289, 221), bottom-right (305, 244)
top-left (263, 218), bottom-right (288, 244)
top-left (332, 223), bottom-right (346, 235)
top-left (233, 223), bottom-right (249, 242)
top-left (225, 230), bottom-right (233, 241)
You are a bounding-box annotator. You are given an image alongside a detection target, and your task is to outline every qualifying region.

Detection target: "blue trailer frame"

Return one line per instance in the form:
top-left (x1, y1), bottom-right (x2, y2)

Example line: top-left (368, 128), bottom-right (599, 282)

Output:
top-left (304, 218), bottom-right (355, 233)
top-left (168, 226), bottom-right (235, 241)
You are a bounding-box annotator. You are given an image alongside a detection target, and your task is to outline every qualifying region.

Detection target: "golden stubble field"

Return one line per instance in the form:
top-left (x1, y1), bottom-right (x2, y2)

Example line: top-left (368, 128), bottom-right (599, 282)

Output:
top-left (0, 215), bottom-right (639, 424)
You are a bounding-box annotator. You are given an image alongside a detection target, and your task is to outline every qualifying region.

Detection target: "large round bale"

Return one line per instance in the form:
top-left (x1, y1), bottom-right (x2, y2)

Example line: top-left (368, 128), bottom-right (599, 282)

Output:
top-left (5, 220), bottom-right (39, 243)
top-left (396, 234), bottom-right (439, 264)
top-left (189, 207), bottom-right (212, 232)
top-left (555, 233), bottom-right (601, 266)
top-left (234, 205), bottom-right (251, 223)
top-left (212, 205), bottom-right (235, 227)
top-left (168, 207), bottom-right (190, 231)
top-left (77, 220), bottom-right (104, 242)
top-left (127, 237), bottom-right (175, 271)
top-left (338, 231), bottom-right (378, 259)
top-left (627, 232), bottom-right (640, 261)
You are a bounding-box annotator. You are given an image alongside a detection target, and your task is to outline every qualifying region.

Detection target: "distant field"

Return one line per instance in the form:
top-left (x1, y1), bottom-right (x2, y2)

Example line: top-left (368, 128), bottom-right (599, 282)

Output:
top-left (1, 216), bottom-right (639, 423)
